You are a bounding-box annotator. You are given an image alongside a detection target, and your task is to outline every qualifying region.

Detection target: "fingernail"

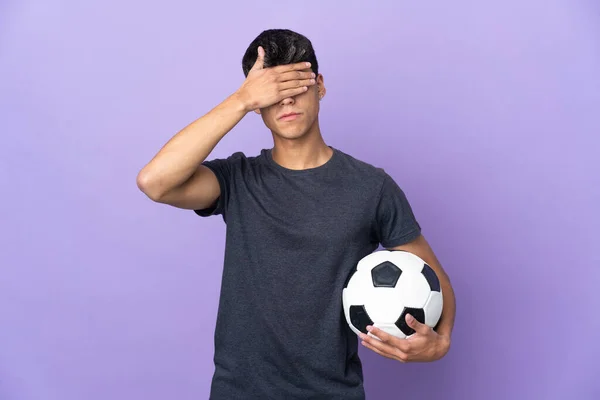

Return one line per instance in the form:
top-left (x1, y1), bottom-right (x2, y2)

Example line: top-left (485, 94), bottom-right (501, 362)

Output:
top-left (311, 73), bottom-right (316, 78)
top-left (306, 62), bottom-right (311, 67)
top-left (366, 326), bottom-right (372, 332)
top-left (406, 314), bottom-right (413, 322)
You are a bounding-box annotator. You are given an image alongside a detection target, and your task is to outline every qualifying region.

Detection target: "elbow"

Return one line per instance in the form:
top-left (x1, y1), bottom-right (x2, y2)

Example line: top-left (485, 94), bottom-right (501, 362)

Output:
top-left (136, 168), bottom-right (166, 202)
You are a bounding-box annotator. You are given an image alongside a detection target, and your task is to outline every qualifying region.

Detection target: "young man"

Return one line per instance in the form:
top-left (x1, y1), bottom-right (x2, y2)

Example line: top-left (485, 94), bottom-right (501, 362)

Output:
top-left (137, 29), bottom-right (456, 399)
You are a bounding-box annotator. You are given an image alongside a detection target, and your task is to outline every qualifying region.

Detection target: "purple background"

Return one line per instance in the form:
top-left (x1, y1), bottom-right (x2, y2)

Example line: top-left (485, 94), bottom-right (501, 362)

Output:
top-left (1, 1), bottom-right (599, 399)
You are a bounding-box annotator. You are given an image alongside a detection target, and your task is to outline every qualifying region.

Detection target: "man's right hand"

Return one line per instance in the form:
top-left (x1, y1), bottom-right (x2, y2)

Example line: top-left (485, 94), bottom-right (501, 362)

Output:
top-left (236, 46), bottom-right (317, 112)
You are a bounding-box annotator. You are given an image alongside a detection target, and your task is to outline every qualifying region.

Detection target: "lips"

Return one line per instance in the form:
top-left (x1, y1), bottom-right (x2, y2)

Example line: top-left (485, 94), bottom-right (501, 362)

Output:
top-left (279, 112), bottom-right (301, 120)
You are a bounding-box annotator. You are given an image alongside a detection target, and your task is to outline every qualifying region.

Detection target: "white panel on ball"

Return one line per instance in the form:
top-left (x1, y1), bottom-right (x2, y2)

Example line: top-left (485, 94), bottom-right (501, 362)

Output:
top-left (364, 288), bottom-right (404, 322)
top-left (395, 270), bottom-right (430, 308)
top-left (386, 251), bottom-right (425, 273)
top-left (423, 291), bottom-right (443, 327)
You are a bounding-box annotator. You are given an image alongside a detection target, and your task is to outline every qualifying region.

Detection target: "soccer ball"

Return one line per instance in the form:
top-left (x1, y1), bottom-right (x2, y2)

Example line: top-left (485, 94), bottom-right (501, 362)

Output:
top-left (342, 250), bottom-right (443, 339)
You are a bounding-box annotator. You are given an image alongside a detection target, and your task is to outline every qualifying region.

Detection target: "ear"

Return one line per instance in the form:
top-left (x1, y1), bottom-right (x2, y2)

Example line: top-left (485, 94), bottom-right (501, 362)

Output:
top-left (316, 74), bottom-right (326, 100)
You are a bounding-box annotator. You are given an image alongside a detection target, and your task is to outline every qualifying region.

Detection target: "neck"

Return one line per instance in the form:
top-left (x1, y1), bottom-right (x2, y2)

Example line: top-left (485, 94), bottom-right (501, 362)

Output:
top-left (270, 123), bottom-right (333, 170)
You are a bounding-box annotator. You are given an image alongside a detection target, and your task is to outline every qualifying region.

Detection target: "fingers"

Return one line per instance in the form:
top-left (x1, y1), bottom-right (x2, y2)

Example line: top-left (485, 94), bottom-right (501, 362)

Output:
top-left (279, 78), bottom-right (316, 91)
top-left (361, 340), bottom-right (407, 362)
top-left (276, 70), bottom-right (316, 95)
top-left (359, 329), bottom-right (409, 362)
top-left (275, 61), bottom-right (312, 73)
top-left (250, 46), bottom-right (265, 71)
top-left (278, 70), bottom-right (316, 82)
top-left (278, 86), bottom-right (309, 99)
top-left (405, 313), bottom-right (431, 336)
top-left (366, 326), bottom-right (411, 353)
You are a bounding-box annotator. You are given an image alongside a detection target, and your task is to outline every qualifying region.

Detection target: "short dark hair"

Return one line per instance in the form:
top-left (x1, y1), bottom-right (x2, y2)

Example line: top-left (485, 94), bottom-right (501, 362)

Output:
top-left (242, 29), bottom-right (319, 77)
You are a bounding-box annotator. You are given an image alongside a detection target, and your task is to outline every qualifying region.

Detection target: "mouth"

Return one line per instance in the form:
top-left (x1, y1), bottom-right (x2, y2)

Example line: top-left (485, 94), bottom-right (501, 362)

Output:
top-left (279, 112), bottom-right (302, 121)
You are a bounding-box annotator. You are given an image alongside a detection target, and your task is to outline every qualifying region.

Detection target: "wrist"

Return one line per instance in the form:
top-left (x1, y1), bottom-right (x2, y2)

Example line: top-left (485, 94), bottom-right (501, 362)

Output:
top-left (231, 90), bottom-right (252, 114)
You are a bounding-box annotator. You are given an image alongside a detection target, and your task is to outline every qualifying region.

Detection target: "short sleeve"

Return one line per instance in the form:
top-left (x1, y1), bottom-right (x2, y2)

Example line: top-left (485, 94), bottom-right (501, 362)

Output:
top-left (374, 174), bottom-right (422, 248)
top-left (193, 153), bottom-right (240, 219)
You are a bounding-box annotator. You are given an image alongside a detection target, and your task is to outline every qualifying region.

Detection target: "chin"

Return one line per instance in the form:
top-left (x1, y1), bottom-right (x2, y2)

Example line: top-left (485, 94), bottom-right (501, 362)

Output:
top-left (275, 128), bottom-right (308, 140)
top-left (278, 132), bottom-right (308, 140)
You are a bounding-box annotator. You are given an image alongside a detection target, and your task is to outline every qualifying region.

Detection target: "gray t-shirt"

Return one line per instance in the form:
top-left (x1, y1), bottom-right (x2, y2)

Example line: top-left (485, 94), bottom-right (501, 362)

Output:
top-left (195, 146), bottom-right (421, 399)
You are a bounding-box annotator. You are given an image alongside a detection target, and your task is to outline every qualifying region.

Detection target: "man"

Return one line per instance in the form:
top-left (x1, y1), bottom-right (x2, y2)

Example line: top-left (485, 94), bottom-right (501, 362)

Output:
top-left (137, 29), bottom-right (456, 399)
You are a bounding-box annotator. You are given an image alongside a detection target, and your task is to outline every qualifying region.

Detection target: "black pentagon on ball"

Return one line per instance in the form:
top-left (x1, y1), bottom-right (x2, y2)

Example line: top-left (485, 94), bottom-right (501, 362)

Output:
top-left (421, 263), bottom-right (441, 292)
top-left (395, 307), bottom-right (425, 336)
top-left (371, 261), bottom-right (402, 287)
top-left (349, 305), bottom-right (374, 334)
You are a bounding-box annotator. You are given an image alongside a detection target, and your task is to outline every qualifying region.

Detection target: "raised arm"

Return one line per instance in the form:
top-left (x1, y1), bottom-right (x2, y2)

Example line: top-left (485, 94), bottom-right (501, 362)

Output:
top-left (136, 46), bottom-right (316, 210)
top-left (136, 93), bottom-right (248, 209)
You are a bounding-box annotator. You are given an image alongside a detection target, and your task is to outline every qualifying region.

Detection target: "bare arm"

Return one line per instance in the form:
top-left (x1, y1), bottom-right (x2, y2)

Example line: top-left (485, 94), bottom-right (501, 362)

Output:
top-left (136, 46), bottom-right (316, 210)
top-left (136, 93), bottom-right (248, 209)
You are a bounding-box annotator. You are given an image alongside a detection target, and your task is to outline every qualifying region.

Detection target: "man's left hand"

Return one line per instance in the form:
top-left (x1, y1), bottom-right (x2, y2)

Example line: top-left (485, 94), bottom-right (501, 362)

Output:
top-left (358, 313), bottom-right (451, 363)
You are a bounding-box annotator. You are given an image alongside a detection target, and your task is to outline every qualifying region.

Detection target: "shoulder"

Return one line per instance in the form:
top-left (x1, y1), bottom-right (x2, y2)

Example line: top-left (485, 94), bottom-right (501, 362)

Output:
top-left (333, 148), bottom-right (414, 206)
top-left (333, 147), bottom-right (390, 184)
top-left (205, 150), bottom-right (263, 170)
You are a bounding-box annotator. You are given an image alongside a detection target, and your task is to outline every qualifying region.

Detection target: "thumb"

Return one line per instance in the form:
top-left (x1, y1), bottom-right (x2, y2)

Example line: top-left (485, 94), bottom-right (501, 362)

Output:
top-left (250, 46), bottom-right (265, 71)
top-left (406, 313), bottom-right (429, 335)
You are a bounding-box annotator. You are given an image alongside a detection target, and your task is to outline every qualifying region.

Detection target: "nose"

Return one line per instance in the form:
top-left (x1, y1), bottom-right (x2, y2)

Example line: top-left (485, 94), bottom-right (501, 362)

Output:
top-left (280, 96), bottom-right (295, 106)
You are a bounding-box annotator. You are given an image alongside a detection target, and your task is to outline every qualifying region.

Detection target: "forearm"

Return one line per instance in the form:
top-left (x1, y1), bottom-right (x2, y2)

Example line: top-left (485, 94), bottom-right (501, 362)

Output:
top-left (435, 270), bottom-right (456, 338)
top-left (137, 92), bottom-right (248, 198)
